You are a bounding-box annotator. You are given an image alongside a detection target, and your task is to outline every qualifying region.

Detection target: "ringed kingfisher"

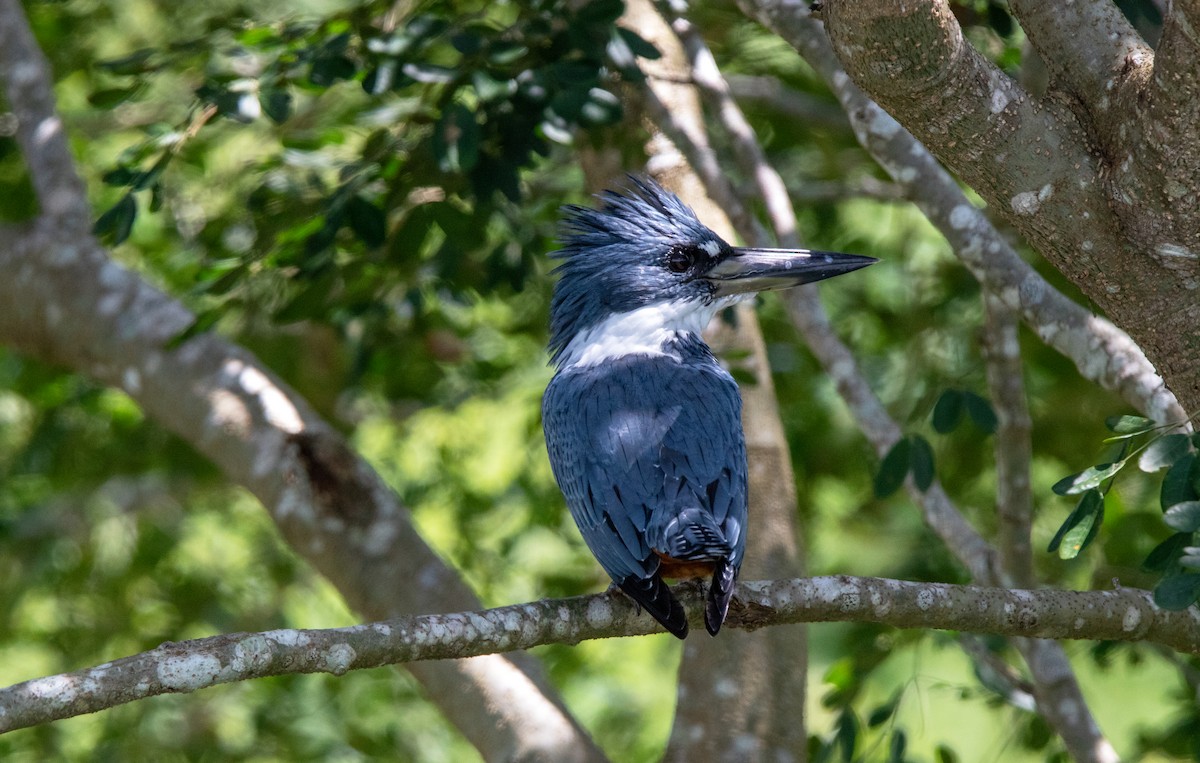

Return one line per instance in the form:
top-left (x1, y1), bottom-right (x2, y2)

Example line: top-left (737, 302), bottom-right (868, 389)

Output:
top-left (543, 177), bottom-right (875, 638)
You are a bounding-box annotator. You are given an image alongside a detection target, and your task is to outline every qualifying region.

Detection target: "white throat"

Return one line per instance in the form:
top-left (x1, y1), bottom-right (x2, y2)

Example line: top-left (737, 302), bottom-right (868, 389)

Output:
top-left (559, 296), bottom-right (741, 368)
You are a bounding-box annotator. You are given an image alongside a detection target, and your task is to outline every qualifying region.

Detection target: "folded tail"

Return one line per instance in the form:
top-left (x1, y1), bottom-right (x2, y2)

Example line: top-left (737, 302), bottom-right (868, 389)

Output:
top-left (704, 560), bottom-right (736, 636)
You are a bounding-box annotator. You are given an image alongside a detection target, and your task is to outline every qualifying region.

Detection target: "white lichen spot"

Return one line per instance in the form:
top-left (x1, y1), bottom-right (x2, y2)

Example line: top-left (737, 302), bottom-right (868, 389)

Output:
top-left (1122, 606), bottom-right (1142, 632)
top-left (373, 622), bottom-right (393, 637)
top-left (231, 635), bottom-right (273, 673)
top-left (325, 643), bottom-right (356, 675)
top-left (157, 653), bottom-right (222, 691)
top-left (714, 677), bottom-right (739, 699)
top-left (29, 674), bottom-right (77, 704)
top-left (208, 388), bottom-right (251, 438)
top-left (1081, 240), bottom-right (1094, 252)
top-left (949, 204), bottom-right (975, 231)
top-left (832, 71), bottom-right (849, 89)
top-left (989, 87), bottom-right (1009, 114)
top-left (263, 628), bottom-right (310, 648)
top-left (122, 367), bottom-right (142, 394)
top-left (1074, 617), bottom-right (1085, 630)
top-left (916, 589), bottom-right (935, 611)
top-left (896, 167), bottom-right (918, 184)
top-left (1010, 191), bottom-right (1040, 216)
top-left (869, 108), bottom-right (899, 139)
top-left (97, 292), bottom-right (124, 317)
top-left (1157, 242), bottom-right (1198, 260)
top-left (587, 597), bottom-right (614, 627)
top-left (232, 362), bottom-right (304, 433)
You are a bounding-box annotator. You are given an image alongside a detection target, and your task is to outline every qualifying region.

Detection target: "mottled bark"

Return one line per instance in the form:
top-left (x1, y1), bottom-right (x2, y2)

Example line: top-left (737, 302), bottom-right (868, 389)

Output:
top-left (4, 576), bottom-right (1197, 734)
top-left (820, 0), bottom-right (1200, 411)
top-left (626, 2), bottom-right (810, 760)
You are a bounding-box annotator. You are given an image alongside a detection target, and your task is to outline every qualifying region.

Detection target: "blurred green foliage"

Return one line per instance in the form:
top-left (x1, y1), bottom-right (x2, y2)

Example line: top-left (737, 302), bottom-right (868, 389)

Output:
top-left (1, 0), bottom-right (1197, 761)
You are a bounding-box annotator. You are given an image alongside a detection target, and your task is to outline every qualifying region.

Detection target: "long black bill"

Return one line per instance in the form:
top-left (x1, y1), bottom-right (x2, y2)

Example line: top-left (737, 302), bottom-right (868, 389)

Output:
top-left (703, 247), bottom-right (877, 297)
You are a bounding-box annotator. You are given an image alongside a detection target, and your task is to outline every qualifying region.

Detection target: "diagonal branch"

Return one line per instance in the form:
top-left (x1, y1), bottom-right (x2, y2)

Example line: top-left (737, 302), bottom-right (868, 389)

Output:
top-left (3, 577), bottom-right (1195, 734)
top-left (1009, 0), bottom-right (1151, 130)
top-left (742, 0), bottom-right (1185, 425)
top-left (0, 0), bottom-right (91, 227)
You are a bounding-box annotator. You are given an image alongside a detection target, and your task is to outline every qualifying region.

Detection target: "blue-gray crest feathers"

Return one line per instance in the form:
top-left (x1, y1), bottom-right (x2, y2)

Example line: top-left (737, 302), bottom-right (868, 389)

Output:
top-left (547, 177), bottom-right (726, 364)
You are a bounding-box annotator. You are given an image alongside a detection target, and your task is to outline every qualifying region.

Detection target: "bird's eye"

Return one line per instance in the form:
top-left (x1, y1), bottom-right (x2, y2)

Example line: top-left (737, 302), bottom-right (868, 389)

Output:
top-left (666, 246), bottom-right (696, 274)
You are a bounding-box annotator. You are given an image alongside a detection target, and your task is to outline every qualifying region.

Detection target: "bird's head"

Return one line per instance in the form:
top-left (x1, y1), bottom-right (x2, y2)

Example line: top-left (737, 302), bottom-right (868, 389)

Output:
top-left (547, 177), bottom-right (875, 367)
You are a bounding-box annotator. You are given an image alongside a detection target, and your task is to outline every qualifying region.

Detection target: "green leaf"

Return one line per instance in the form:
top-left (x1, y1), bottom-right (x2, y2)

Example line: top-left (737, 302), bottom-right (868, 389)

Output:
top-left (275, 273), bottom-right (336, 323)
top-left (866, 692), bottom-right (901, 727)
top-left (1178, 548), bottom-right (1200, 570)
top-left (260, 88), bottom-right (292, 123)
top-left (166, 308), bottom-right (221, 349)
top-left (310, 55), bottom-right (357, 86)
top-left (1139, 433), bottom-right (1192, 472)
top-left (1105, 414), bottom-right (1156, 435)
top-left (93, 193), bottom-right (137, 245)
top-left (962, 391), bottom-right (997, 434)
top-left (888, 729), bottom-right (907, 763)
top-left (910, 434), bottom-right (935, 491)
top-left (1047, 489), bottom-right (1103, 559)
top-left (345, 196), bottom-right (387, 248)
top-left (576, 0), bottom-right (624, 26)
top-left (1142, 532), bottom-right (1189, 573)
top-left (1163, 501), bottom-right (1200, 532)
top-left (931, 389), bottom-right (964, 434)
top-left (935, 745), bottom-right (960, 763)
top-left (433, 103), bottom-right (480, 173)
top-left (874, 437), bottom-right (911, 498)
top-left (1051, 462), bottom-right (1123, 495)
top-left (1153, 572), bottom-right (1200, 610)
top-left (617, 27), bottom-right (661, 60)
top-left (96, 48), bottom-right (156, 75)
top-left (1161, 453), bottom-right (1198, 510)
top-left (88, 86), bottom-right (140, 109)
top-left (835, 709), bottom-right (858, 762)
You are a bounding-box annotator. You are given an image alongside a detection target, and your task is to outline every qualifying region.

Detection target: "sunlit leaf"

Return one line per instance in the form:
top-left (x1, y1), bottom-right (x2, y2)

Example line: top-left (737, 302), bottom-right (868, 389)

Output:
top-left (1163, 501), bottom-right (1200, 532)
top-left (1140, 433), bottom-right (1193, 473)
top-left (1047, 489), bottom-right (1103, 559)
top-left (1051, 462), bottom-right (1122, 495)
top-left (1105, 414), bottom-right (1155, 435)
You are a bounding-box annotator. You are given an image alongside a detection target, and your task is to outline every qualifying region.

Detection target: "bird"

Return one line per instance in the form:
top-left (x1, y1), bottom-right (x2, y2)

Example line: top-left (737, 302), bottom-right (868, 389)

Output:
top-left (542, 177), bottom-right (875, 638)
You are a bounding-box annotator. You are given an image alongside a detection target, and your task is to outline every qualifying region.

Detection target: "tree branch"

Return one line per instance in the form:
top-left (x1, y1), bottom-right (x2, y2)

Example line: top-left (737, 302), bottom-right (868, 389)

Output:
top-left (1009, 0), bottom-right (1150, 130)
top-left (818, 0), bottom-right (1200, 412)
top-left (2, 577), bottom-right (1195, 734)
top-left (741, 0), bottom-right (1185, 425)
top-left (0, 3), bottom-right (602, 759)
top-left (0, 0), bottom-right (91, 228)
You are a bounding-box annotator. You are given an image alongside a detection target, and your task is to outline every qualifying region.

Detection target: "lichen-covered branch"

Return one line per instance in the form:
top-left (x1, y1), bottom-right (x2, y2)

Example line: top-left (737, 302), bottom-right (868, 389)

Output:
top-left (740, 0), bottom-right (1184, 425)
top-left (817, 0), bottom-right (1200, 412)
top-left (2, 577), bottom-right (1195, 735)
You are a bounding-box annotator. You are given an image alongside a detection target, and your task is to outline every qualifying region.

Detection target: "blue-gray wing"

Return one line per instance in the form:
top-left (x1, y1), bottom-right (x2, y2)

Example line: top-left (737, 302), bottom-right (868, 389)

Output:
top-left (542, 354), bottom-right (747, 585)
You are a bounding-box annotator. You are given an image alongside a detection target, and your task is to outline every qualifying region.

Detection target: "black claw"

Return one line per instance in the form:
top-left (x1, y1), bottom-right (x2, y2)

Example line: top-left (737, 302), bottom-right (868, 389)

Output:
top-left (618, 574), bottom-right (688, 639)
